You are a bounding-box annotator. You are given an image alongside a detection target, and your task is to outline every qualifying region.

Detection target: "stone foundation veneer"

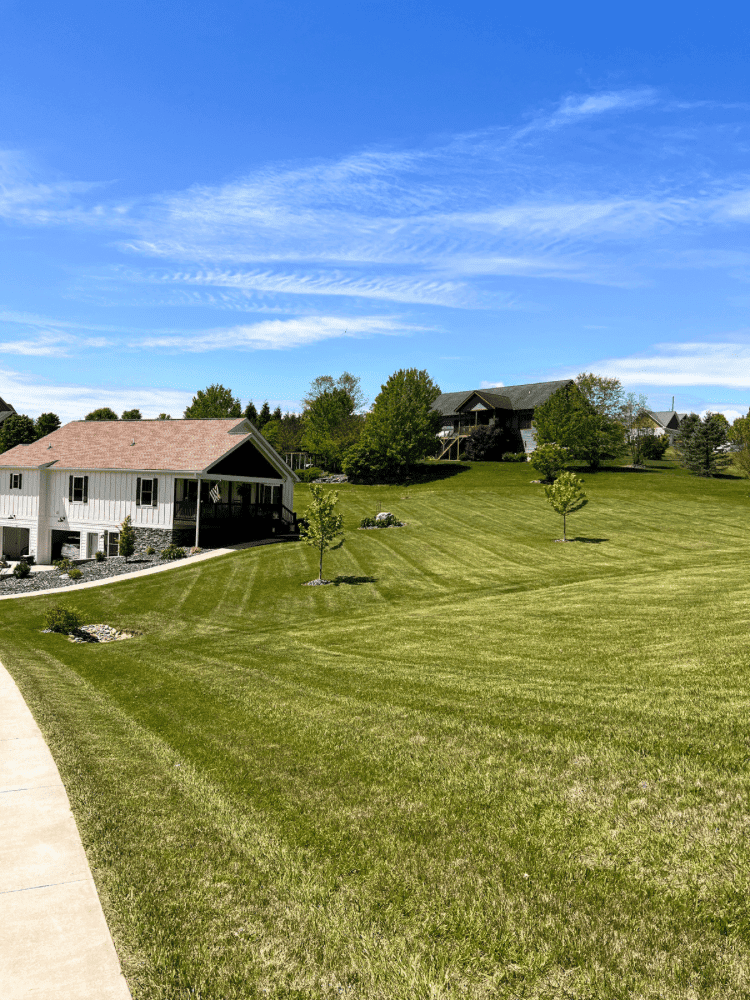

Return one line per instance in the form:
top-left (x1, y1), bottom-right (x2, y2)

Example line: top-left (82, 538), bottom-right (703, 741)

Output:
top-left (129, 526), bottom-right (176, 555)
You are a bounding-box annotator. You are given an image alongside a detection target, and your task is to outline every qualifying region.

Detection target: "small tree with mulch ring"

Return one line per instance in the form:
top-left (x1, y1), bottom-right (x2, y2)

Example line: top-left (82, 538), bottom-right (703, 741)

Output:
top-left (544, 472), bottom-right (588, 542)
top-left (300, 484), bottom-right (344, 583)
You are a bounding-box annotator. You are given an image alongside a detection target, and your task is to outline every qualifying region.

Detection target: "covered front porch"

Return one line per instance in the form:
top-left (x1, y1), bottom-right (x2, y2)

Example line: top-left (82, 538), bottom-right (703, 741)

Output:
top-left (173, 478), bottom-right (298, 547)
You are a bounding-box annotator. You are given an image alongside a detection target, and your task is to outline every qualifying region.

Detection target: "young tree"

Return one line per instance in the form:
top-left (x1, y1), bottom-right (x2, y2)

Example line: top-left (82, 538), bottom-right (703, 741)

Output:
top-left (343, 369), bottom-right (441, 482)
top-left (85, 407), bottom-right (118, 421)
top-left (118, 515), bottom-right (136, 562)
top-left (299, 484), bottom-right (344, 583)
top-left (729, 409), bottom-right (750, 477)
top-left (243, 401), bottom-right (259, 424)
top-left (35, 412), bottom-right (61, 439)
top-left (675, 412), bottom-right (730, 476)
top-left (534, 380), bottom-right (623, 469)
top-left (620, 392), bottom-right (651, 465)
top-left (531, 442), bottom-right (570, 482)
top-left (544, 472), bottom-right (588, 541)
top-left (0, 413), bottom-right (37, 452)
top-left (184, 384), bottom-right (241, 418)
top-left (121, 408), bottom-right (142, 420)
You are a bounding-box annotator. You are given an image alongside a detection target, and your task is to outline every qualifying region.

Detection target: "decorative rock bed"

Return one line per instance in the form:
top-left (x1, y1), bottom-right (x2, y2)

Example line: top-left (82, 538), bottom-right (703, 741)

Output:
top-left (0, 551), bottom-right (211, 595)
top-left (41, 623), bottom-right (139, 643)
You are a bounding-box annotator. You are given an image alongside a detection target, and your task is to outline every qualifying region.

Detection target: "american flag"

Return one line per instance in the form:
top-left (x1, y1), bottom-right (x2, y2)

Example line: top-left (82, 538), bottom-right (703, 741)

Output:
top-left (209, 483), bottom-right (221, 503)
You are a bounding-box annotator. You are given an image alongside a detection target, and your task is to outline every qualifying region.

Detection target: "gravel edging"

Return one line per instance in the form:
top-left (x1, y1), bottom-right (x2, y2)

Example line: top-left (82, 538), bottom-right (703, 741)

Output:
top-left (0, 553), bottom-right (210, 596)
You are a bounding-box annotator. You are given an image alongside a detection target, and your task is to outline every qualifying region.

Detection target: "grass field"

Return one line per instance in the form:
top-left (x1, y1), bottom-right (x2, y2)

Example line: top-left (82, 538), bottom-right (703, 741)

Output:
top-left (2, 458), bottom-right (750, 999)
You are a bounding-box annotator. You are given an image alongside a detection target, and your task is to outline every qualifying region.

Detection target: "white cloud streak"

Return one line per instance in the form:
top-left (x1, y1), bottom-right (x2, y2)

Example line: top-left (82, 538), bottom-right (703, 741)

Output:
top-left (577, 341), bottom-right (750, 389)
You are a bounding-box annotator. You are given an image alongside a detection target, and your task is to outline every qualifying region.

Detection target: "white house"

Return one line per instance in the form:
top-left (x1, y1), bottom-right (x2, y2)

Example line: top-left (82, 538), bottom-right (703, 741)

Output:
top-left (0, 418), bottom-right (299, 564)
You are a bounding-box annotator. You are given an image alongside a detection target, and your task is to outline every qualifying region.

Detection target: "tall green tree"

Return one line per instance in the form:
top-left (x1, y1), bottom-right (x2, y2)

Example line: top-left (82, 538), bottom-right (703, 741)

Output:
top-left (544, 471), bottom-right (588, 541)
top-left (729, 409), bottom-right (750, 477)
top-left (621, 392), bottom-right (651, 465)
top-left (534, 380), bottom-right (623, 470)
top-left (575, 372), bottom-right (625, 419)
top-left (0, 413), bottom-right (37, 452)
top-left (262, 412), bottom-right (304, 454)
top-left (343, 368), bottom-right (441, 482)
top-left (121, 408), bottom-right (142, 420)
top-left (85, 407), bottom-right (118, 421)
top-left (301, 373), bottom-right (365, 470)
top-left (675, 412), bottom-right (730, 476)
top-left (34, 412), bottom-right (61, 439)
top-left (184, 384), bottom-right (241, 418)
top-left (243, 401), bottom-right (258, 424)
top-left (299, 484), bottom-right (344, 582)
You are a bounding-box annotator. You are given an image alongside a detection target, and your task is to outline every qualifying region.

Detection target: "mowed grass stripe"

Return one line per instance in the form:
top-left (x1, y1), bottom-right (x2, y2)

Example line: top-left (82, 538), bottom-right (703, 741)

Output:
top-left (2, 460), bottom-right (750, 998)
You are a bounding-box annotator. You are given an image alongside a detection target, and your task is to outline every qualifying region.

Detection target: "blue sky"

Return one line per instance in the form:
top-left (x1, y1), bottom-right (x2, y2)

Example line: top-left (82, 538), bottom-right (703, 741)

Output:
top-left (1, 0), bottom-right (750, 421)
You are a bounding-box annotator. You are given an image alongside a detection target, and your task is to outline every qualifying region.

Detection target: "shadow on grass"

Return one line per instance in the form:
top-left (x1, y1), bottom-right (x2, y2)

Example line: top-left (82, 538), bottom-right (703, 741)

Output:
top-left (570, 537), bottom-right (609, 544)
top-left (332, 575), bottom-right (377, 586)
top-left (402, 463), bottom-right (472, 484)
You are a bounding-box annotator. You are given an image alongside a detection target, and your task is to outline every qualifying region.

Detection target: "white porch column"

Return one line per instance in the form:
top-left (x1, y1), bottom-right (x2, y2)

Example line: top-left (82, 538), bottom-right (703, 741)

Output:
top-left (194, 478), bottom-right (202, 548)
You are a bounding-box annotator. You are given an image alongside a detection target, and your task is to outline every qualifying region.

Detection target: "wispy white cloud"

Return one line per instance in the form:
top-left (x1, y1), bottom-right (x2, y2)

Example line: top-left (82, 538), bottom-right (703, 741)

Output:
top-left (0, 367), bottom-right (194, 423)
top-left (575, 340), bottom-right (750, 389)
top-left (138, 315), bottom-right (423, 352)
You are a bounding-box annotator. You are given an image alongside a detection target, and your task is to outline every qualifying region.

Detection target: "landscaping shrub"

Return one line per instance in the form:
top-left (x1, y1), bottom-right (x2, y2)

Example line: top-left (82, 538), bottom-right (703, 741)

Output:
top-left (464, 425), bottom-right (507, 461)
top-left (501, 451), bottom-right (527, 462)
top-left (13, 561), bottom-right (30, 578)
top-left (360, 513), bottom-right (402, 528)
top-left (44, 604), bottom-right (82, 633)
top-left (94, 550), bottom-right (105, 562)
top-left (68, 568), bottom-right (83, 580)
top-left (639, 434), bottom-right (670, 460)
top-left (146, 546), bottom-right (156, 555)
top-left (54, 558), bottom-right (75, 573)
top-left (160, 545), bottom-right (186, 561)
top-left (297, 467), bottom-right (325, 483)
top-left (360, 515), bottom-right (376, 527)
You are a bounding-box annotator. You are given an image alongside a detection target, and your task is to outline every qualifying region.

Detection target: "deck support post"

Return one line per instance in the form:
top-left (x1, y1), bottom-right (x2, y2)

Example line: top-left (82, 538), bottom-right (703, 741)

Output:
top-left (194, 478), bottom-right (202, 549)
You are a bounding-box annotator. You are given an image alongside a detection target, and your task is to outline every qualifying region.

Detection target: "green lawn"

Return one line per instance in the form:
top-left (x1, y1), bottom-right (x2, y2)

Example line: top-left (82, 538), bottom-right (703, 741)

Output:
top-left (2, 459), bottom-right (750, 999)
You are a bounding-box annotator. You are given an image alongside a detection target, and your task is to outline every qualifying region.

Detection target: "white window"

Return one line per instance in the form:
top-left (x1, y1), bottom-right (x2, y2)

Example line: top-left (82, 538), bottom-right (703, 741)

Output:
top-left (136, 477), bottom-right (158, 507)
top-left (107, 531), bottom-right (120, 557)
top-left (68, 475), bottom-right (88, 503)
top-left (9, 473), bottom-right (22, 490)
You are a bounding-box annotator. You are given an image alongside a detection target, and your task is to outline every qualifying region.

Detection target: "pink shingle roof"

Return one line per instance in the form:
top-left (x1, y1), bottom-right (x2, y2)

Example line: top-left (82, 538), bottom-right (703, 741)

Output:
top-left (0, 419), bottom-right (274, 473)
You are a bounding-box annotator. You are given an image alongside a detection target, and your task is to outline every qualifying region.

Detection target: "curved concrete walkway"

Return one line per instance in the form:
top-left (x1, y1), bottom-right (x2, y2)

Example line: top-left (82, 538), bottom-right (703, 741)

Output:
top-left (0, 536), bottom-right (296, 602)
top-left (0, 662), bottom-right (132, 999)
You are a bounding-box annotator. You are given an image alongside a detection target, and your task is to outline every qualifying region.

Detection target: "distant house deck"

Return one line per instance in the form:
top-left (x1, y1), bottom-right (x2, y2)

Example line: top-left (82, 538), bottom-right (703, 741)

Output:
top-left (431, 380), bottom-right (573, 459)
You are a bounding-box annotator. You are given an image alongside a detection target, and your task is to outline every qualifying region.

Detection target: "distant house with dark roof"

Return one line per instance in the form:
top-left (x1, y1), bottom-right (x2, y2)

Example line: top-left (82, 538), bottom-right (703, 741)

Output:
top-left (640, 410), bottom-right (687, 445)
top-left (432, 380), bottom-right (573, 459)
top-left (0, 397), bottom-right (16, 429)
top-left (0, 417), bottom-right (298, 563)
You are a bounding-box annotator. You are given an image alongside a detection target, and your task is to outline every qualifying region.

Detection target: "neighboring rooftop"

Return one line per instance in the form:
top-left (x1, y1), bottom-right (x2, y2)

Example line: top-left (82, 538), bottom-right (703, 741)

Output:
top-left (0, 396), bottom-right (16, 425)
top-left (433, 380), bottom-right (573, 417)
top-left (0, 418), bottom-right (286, 473)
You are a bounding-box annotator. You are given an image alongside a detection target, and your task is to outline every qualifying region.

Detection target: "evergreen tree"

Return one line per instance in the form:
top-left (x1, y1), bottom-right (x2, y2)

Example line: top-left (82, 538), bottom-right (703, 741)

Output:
top-left (343, 368), bottom-right (441, 482)
top-left (0, 413), bottom-right (37, 452)
top-left (675, 412), bottom-right (730, 476)
top-left (243, 401), bottom-right (258, 424)
top-left (184, 384), bottom-right (241, 418)
top-left (257, 401), bottom-right (271, 428)
top-left (85, 407), bottom-right (118, 420)
top-left (121, 408), bottom-right (142, 420)
top-left (35, 412), bottom-right (61, 439)
top-left (299, 484), bottom-right (344, 582)
top-left (272, 405), bottom-right (282, 422)
top-left (118, 515), bottom-right (136, 561)
top-left (544, 472), bottom-right (588, 541)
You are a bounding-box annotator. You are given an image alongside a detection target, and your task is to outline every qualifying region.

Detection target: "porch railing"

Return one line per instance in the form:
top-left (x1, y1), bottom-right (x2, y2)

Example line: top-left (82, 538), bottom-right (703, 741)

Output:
top-left (174, 498), bottom-right (296, 526)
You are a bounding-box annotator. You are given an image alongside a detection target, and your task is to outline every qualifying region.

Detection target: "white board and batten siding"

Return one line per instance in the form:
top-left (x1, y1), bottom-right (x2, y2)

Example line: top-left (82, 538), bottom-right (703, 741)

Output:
top-left (0, 468), bottom-right (40, 520)
top-left (44, 469), bottom-right (175, 529)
